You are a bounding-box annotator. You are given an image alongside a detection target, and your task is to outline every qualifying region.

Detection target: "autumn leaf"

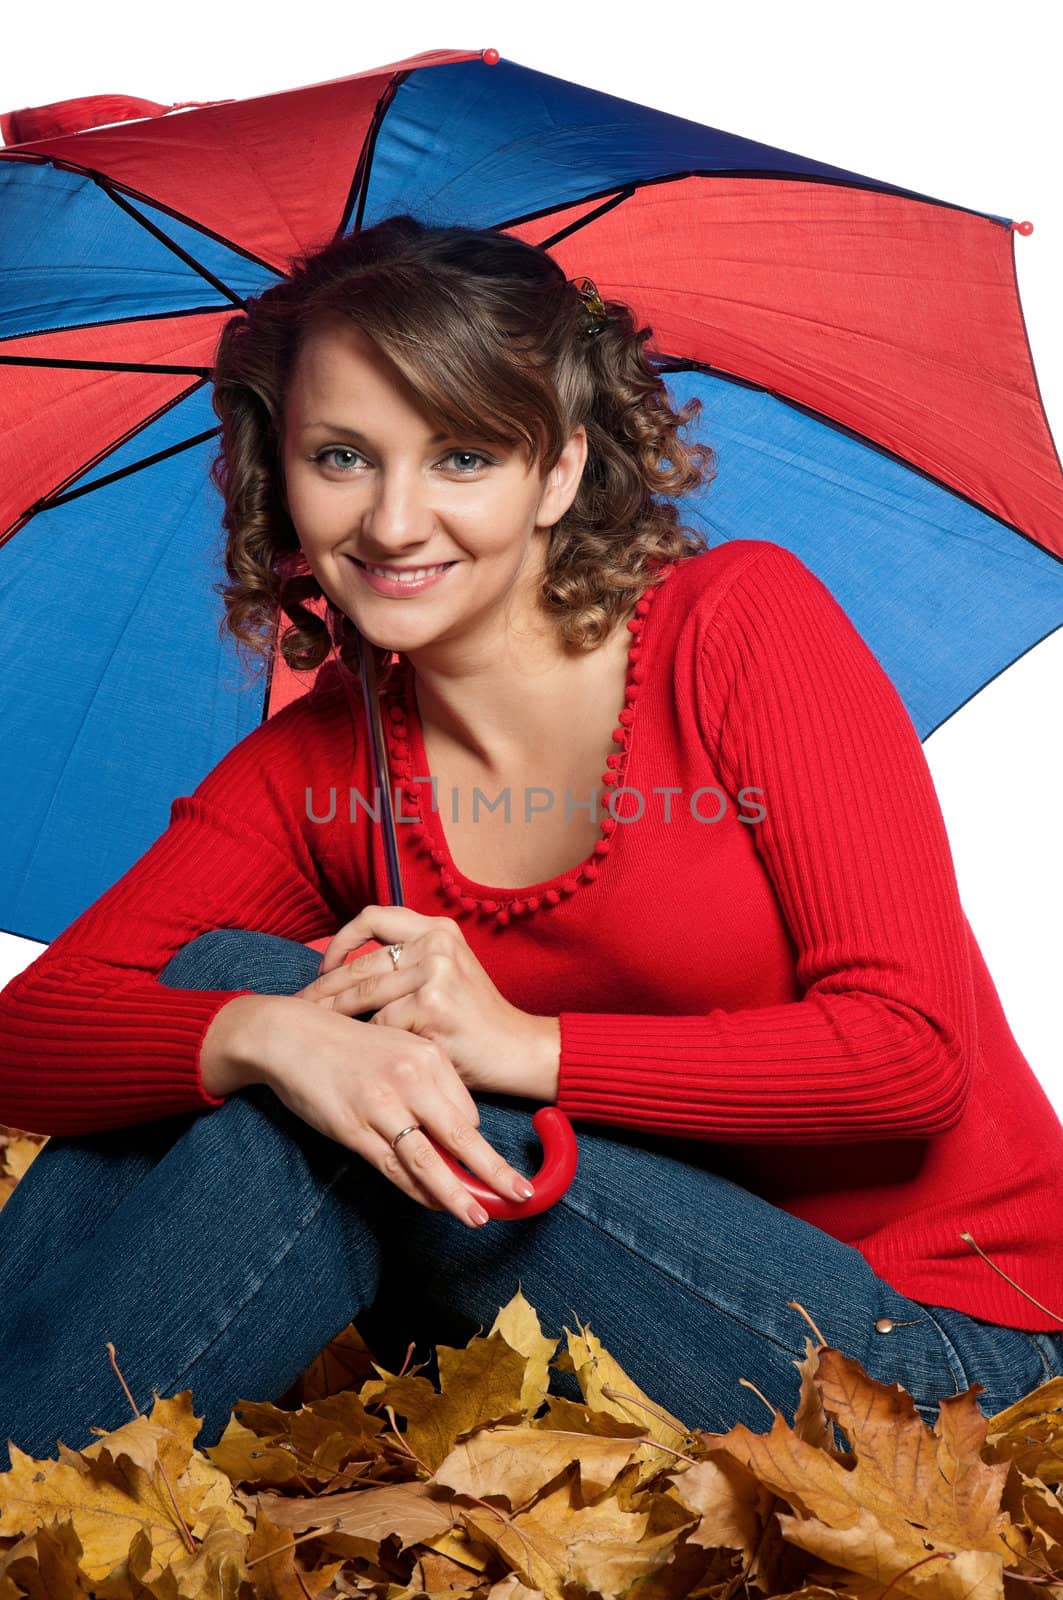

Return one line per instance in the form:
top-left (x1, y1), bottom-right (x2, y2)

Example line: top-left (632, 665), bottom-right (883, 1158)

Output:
top-left (0, 1391), bottom-right (252, 1588)
top-left (207, 1386), bottom-right (387, 1490)
top-left (668, 1451), bottom-right (776, 1560)
top-left (703, 1348), bottom-right (1012, 1600)
top-left (360, 1329), bottom-right (530, 1473)
top-left (239, 1505), bottom-right (345, 1597)
top-left (561, 1314), bottom-right (691, 1477)
top-left (274, 1319), bottom-right (379, 1409)
top-left (487, 1287), bottom-right (558, 1418)
top-left (984, 1378), bottom-right (1063, 1485)
top-left (0, 1125), bottom-right (48, 1215)
top-left (0, 1515), bottom-right (94, 1598)
top-left (253, 1477), bottom-right (461, 1561)
top-left (460, 1470), bottom-right (685, 1600)
top-left (434, 1422), bottom-right (648, 1509)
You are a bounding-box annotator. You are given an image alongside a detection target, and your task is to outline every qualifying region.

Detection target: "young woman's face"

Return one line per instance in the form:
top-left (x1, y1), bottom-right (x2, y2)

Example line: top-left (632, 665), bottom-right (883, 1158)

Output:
top-left (280, 315), bottom-right (587, 657)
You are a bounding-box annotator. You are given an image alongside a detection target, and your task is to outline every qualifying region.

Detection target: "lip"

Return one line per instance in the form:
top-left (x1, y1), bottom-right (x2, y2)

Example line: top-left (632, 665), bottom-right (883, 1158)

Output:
top-left (348, 556), bottom-right (458, 597)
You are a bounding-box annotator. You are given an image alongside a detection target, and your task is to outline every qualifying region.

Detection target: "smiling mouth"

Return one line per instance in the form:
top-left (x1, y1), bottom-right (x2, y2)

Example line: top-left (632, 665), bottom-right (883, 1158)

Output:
top-left (351, 558), bottom-right (457, 574)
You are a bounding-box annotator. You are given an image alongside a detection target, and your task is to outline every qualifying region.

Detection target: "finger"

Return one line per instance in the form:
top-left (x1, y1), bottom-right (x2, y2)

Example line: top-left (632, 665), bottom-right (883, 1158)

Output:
top-left (375, 1128), bottom-right (489, 1226)
top-left (406, 1104), bottom-right (534, 1209)
top-left (317, 934), bottom-right (380, 977)
top-left (319, 906), bottom-right (435, 974)
top-left (310, 948), bottom-right (385, 994)
top-left (443, 1085), bottom-right (481, 1129)
top-left (359, 1129), bottom-right (448, 1213)
top-left (324, 962), bottom-right (425, 1019)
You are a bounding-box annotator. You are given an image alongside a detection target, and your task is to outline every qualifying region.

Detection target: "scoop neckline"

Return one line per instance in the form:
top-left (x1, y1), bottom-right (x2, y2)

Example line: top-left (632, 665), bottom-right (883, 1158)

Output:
top-left (379, 561), bottom-right (676, 925)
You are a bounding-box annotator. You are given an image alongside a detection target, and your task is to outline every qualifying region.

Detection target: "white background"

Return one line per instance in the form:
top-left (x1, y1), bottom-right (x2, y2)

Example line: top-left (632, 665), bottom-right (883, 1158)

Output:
top-left (2, 0), bottom-right (1060, 1109)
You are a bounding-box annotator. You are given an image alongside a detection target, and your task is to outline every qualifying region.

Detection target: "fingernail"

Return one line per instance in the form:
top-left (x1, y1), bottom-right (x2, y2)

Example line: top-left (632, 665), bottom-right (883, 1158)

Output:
top-left (514, 1180), bottom-right (534, 1200)
top-left (468, 1203), bottom-right (490, 1226)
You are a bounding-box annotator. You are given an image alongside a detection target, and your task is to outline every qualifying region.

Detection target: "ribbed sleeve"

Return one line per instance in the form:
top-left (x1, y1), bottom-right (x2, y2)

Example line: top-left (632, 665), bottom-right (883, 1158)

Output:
top-left (0, 679), bottom-right (354, 1136)
top-left (556, 544), bottom-right (979, 1142)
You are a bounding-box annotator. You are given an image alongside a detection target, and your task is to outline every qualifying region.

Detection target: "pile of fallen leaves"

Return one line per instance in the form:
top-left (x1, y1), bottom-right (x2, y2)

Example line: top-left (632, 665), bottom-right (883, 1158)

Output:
top-left (1, 1136), bottom-right (1061, 1600)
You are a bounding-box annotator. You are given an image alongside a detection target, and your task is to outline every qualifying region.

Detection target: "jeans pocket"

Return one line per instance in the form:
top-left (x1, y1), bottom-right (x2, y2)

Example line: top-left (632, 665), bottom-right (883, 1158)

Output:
top-left (894, 1301), bottom-right (1063, 1419)
top-left (851, 1292), bottom-right (973, 1420)
top-left (1024, 1330), bottom-right (1063, 1386)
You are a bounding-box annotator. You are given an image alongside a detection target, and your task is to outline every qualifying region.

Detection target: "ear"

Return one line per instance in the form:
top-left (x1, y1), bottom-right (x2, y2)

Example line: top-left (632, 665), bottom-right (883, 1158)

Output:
top-left (535, 425), bottom-right (589, 529)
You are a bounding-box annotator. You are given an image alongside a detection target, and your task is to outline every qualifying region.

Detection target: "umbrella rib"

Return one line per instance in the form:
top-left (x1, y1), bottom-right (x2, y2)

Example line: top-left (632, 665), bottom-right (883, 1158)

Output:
top-left (340, 69), bottom-right (408, 238)
top-left (29, 424), bottom-right (221, 514)
top-left (0, 355), bottom-right (210, 375)
top-left (534, 186), bottom-right (635, 251)
top-left (492, 166), bottom-right (1011, 238)
top-left (640, 352), bottom-right (1063, 571)
top-left (93, 174), bottom-right (249, 309)
top-left (0, 303), bottom-right (244, 349)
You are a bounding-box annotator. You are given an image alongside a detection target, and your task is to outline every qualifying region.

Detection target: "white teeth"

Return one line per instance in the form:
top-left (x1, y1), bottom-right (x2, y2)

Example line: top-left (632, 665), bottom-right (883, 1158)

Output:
top-left (364, 562), bottom-right (451, 583)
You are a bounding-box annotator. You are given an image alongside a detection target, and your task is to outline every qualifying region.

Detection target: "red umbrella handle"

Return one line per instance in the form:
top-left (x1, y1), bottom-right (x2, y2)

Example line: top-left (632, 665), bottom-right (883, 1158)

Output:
top-left (430, 1107), bottom-right (578, 1220)
top-left (336, 939), bottom-right (579, 1219)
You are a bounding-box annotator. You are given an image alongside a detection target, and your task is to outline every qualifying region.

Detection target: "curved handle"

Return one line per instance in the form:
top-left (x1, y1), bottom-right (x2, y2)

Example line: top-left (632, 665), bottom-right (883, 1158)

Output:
top-left (429, 1106), bottom-right (579, 1220)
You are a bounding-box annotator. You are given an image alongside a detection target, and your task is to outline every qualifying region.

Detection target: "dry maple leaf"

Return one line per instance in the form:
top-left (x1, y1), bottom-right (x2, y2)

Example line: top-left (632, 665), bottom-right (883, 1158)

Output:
top-left (275, 1321), bottom-right (380, 1411)
top-left (359, 1330), bottom-right (530, 1474)
top-left (0, 1514), bottom-right (94, 1597)
top-left (241, 1505), bottom-right (345, 1597)
top-left (984, 1378), bottom-right (1063, 1486)
top-left (483, 1577), bottom-right (547, 1599)
top-left (459, 1468), bottom-right (688, 1600)
top-left (254, 1477), bottom-right (461, 1563)
top-left (561, 1314), bottom-right (691, 1479)
top-left (702, 1347), bottom-right (1013, 1600)
top-left (668, 1452), bottom-right (776, 1562)
top-left (434, 1422), bottom-right (648, 1509)
top-left (488, 1288), bottom-right (559, 1419)
top-left (207, 1387), bottom-right (387, 1491)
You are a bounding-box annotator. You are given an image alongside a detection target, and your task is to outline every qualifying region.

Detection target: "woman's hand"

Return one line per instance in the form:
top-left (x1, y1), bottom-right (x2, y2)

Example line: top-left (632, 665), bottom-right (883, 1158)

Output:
top-left (294, 906), bottom-right (556, 1099)
top-left (255, 997), bottom-right (536, 1226)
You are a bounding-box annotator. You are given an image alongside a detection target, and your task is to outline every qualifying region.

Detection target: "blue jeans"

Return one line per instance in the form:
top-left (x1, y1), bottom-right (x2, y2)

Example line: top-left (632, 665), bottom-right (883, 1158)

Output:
top-left (1, 930), bottom-right (1060, 1470)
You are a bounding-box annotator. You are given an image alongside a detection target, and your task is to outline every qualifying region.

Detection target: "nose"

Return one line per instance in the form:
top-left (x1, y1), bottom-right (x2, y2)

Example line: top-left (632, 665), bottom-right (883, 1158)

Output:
top-left (358, 462), bottom-right (438, 557)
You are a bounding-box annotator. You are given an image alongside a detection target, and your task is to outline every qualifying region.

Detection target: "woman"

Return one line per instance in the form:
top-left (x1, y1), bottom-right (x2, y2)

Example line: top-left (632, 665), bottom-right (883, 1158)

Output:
top-left (1, 214), bottom-right (1061, 1468)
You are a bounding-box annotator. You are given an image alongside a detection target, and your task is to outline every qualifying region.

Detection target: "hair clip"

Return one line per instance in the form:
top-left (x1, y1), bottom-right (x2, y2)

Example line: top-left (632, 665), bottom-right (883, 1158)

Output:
top-left (571, 275), bottom-right (608, 338)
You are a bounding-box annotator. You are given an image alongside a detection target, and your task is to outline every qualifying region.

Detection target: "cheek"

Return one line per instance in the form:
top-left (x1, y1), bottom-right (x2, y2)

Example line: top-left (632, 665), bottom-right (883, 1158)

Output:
top-left (286, 478), bottom-right (354, 545)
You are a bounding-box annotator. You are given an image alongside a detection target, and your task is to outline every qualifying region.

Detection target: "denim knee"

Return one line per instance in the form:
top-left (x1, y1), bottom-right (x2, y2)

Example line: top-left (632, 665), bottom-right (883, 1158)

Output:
top-left (158, 930), bottom-right (320, 995)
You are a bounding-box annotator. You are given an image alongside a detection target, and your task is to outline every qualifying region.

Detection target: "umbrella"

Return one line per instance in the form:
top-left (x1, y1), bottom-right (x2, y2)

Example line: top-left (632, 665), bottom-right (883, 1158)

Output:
top-left (2, 49), bottom-right (1060, 1186)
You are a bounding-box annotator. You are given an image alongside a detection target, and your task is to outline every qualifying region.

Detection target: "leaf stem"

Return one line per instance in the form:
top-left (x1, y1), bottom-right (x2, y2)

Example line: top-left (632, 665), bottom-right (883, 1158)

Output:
top-left (599, 1384), bottom-right (692, 1439)
top-left (105, 1342), bottom-right (197, 1555)
top-left (960, 1233), bottom-right (1063, 1325)
top-left (737, 1377), bottom-right (777, 1419)
top-left (787, 1300), bottom-right (828, 1346)
top-left (244, 1521), bottom-right (343, 1571)
top-left (878, 1549), bottom-right (954, 1600)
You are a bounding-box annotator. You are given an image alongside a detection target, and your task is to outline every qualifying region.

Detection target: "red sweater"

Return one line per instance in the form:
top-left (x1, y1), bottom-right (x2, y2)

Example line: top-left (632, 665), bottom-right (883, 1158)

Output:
top-left (2, 540), bottom-right (1061, 1328)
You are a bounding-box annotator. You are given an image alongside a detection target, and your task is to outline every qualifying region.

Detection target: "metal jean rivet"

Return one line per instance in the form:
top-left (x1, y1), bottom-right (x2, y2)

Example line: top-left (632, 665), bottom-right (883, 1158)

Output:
top-left (875, 1317), bottom-right (895, 1334)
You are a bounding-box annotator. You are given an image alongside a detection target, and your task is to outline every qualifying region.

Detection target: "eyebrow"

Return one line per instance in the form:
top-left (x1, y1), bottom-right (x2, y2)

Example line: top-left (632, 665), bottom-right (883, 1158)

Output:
top-left (301, 421), bottom-right (451, 444)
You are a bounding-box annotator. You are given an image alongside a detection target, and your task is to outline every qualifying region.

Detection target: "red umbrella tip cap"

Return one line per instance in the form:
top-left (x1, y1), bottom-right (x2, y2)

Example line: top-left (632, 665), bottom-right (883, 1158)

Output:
top-left (1013, 220), bottom-right (1034, 235)
top-left (481, 48), bottom-right (500, 65)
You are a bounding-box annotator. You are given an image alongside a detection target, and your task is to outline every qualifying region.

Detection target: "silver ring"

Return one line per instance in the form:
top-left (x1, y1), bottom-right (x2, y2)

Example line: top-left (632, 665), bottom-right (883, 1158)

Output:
top-left (391, 1123), bottom-right (421, 1150)
top-left (386, 942), bottom-right (403, 970)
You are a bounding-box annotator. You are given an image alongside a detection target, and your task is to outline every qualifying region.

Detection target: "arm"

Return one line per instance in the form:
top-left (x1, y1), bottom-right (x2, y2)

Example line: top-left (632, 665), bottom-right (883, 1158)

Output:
top-left (554, 544), bottom-right (978, 1143)
top-left (0, 673), bottom-right (358, 1136)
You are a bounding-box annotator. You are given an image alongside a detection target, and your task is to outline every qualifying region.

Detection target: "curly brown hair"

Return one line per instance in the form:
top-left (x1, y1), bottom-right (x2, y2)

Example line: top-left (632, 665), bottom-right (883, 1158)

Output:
top-left (208, 213), bottom-right (717, 695)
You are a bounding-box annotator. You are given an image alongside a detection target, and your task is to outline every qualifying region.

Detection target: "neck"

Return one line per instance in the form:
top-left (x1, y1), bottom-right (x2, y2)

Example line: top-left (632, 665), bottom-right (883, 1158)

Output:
top-left (406, 620), bottom-right (628, 775)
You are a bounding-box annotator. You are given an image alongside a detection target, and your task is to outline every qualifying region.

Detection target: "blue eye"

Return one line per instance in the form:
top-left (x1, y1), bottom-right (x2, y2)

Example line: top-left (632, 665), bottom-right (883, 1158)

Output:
top-left (313, 446), bottom-right (362, 472)
top-left (312, 447), bottom-right (493, 473)
top-left (446, 450), bottom-right (493, 472)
